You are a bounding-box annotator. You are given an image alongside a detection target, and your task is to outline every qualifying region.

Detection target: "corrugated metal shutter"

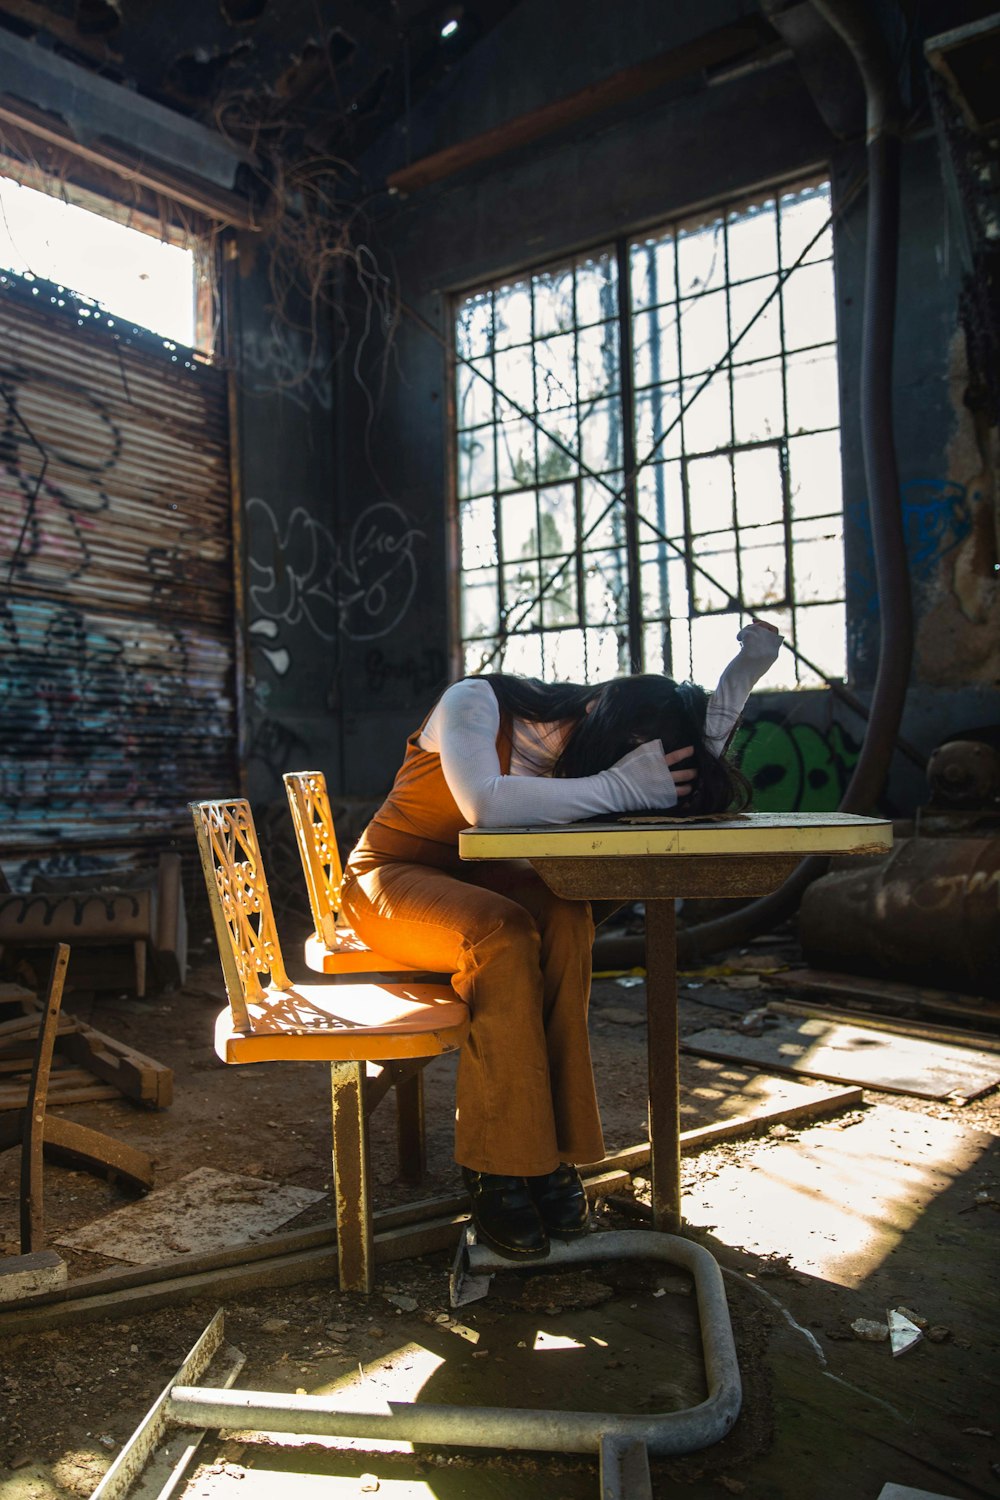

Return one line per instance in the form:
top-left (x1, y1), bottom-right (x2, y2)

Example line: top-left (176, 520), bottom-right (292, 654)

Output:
top-left (0, 271), bottom-right (236, 882)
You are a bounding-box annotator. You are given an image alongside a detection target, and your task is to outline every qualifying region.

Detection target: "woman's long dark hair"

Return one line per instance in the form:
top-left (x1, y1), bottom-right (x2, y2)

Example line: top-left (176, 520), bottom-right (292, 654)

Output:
top-left (478, 672), bottom-right (751, 816)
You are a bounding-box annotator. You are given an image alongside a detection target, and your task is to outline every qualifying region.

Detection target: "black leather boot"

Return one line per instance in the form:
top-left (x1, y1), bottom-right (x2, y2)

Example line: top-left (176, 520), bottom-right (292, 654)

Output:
top-left (461, 1168), bottom-right (550, 1260)
top-left (527, 1163), bottom-right (591, 1237)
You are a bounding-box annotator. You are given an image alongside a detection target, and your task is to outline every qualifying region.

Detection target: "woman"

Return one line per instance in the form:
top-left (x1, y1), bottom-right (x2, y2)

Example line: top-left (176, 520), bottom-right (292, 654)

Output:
top-left (341, 619), bottom-right (782, 1259)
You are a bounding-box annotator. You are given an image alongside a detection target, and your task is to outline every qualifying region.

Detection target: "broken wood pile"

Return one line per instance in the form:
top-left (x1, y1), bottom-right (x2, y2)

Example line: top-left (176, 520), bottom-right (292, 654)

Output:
top-left (0, 982), bottom-right (172, 1110)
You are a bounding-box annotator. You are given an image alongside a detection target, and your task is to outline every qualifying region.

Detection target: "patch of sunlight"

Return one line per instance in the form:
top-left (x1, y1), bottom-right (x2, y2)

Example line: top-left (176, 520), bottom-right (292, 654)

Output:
top-left (0, 174), bottom-right (195, 345)
top-left (191, 1466), bottom-right (440, 1497)
top-left (232, 1343), bottom-right (445, 1456)
top-left (532, 1329), bottom-right (587, 1351)
top-left (684, 1104), bottom-right (988, 1288)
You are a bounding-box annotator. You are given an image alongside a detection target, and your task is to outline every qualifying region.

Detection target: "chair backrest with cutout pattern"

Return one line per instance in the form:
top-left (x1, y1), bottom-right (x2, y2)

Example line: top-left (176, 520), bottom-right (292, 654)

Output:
top-left (190, 798), bottom-right (291, 1031)
top-left (283, 770), bottom-right (342, 948)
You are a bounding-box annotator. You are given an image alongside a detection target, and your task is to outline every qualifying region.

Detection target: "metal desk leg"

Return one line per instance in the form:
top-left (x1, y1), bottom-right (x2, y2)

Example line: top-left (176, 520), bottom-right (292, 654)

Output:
top-left (644, 900), bottom-right (680, 1233)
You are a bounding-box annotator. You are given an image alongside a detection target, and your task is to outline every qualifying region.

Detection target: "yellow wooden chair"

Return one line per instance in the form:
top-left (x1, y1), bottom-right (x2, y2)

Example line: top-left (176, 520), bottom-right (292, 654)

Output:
top-left (190, 797), bottom-right (468, 1293)
top-left (283, 769), bottom-right (422, 976)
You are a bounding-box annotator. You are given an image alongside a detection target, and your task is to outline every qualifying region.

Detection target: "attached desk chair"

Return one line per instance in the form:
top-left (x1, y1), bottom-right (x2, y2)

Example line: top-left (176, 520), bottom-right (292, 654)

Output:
top-left (191, 797), bottom-right (468, 1292)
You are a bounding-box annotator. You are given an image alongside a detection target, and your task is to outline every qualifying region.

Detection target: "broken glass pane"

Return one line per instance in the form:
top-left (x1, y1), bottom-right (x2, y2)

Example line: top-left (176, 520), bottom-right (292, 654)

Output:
top-left (535, 332), bottom-right (577, 411)
top-left (584, 549), bottom-right (629, 624)
top-left (501, 632), bottom-right (544, 678)
top-left (456, 292), bottom-right (493, 360)
top-left (460, 496), bottom-right (498, 569)
top-left (548, 627), bottom-right (587, 682)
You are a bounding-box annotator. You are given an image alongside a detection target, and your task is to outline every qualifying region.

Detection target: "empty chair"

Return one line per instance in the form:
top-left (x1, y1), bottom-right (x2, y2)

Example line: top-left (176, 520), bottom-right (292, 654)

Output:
top-left (190, 796), bottom-right (468, 1293)
top-left (284, 769), bottom-right (423, 975)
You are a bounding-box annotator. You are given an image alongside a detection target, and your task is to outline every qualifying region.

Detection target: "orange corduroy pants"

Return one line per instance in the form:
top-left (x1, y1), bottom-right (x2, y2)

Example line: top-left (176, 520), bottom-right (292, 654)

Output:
top-left (341, 850), bottom-right (605, 1176)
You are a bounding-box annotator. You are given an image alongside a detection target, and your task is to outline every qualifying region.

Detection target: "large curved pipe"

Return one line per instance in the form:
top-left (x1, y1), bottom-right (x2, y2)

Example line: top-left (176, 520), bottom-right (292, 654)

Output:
top-left (674, 0), bottom-right (913, 964)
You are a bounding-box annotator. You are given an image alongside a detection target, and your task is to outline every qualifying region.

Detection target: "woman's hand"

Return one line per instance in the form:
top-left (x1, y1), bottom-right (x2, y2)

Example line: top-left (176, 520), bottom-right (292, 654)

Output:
top-left (665, 744), bottom-right (696, 799)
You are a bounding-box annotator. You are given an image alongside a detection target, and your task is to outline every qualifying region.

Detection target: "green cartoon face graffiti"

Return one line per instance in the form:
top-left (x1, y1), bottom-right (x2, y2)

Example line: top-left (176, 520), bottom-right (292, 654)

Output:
top-left (732, 718), bottom-right (860, 812)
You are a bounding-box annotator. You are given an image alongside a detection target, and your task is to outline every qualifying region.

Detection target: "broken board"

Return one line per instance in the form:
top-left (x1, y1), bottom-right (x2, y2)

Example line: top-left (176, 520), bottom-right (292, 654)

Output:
top-left (680, 1015), bottom-right (1000, 1100)
top-left (56, 1167), bottom-right (325, 1264)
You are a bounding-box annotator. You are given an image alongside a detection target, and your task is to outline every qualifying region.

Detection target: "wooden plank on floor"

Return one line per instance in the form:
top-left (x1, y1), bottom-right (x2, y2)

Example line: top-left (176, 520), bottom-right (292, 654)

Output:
top-left (681, 1017), bottom-right (1000, 1100)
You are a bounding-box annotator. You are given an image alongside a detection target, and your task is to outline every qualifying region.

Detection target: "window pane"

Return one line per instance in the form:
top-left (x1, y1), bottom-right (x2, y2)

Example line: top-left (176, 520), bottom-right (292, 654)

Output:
top-left (670, 617), bottom-right (693, 679)
top-left (493, 280), bottom-right (531, 348)
top-left (691, 533), bottom-right (738, 613)
top-left (795, 602), bottom-right (846, 682)
top-left (577, 321), bottom-right (620, 402)
top-left (538, 484), bottom-right (576, 555)
top-left (691, 612), bottom-right (744, 688)
top-left (503, 561), bottom-right (541, 629)
top-left (494, 344), bottom-right (534, 411)
top-left (532, 266), bottom-right (574, 337)
top-left (682, 373), bottom-right (733, 453)
top-left (792, 521), bottom-right (844, 603)
top-left (732, 359), bottom-right (784, 444)
top-left (637, 460), bottom-right (684, 541)
top-left (460, 497), bottom-right (497, 569)
top-left (782, 261), bottom-right (837, 350)
top-left (726, 199), bottom-right (778, 281)
top-left (786, 347), bottom-right (839, 434)
top-left (496, 419), bottom-right (535, 490)
top-left (729, 276), bottom-right (782, 363)
top-left (584, 626), bottom-right (628, 678)
top-left (780, 184), bottom-right (833, 268)
top-left (535, 332), bottom-right (577, 411)
top-left (634, 304), bottom-right (680, 388)
top-left (640, 543), bottom-right (686, 619)
top-left (643, 619), bottom-right (668, 675)
top-left (458, 429), bottom-right (494, 498)
top-left (500, 489), bottom-right (538, 562)
top-left (631, 234), bottom-right (677, 312)
top-left (679, 289), bottom-right (729, 378)
top-left (677, 217), bottom-right (725, 296)
top-left (541, 557), bottom-right (578, 626)
top-left (462, 568), bottom-right (499, 637)
top-left (456, 357), bottom-right (494, 430)
top-left (580, 397), bottom-right (624, 473)
top-left (584, 549), bottom-right (629, 623)
top-left (734, 445), bottom-right (784, 527)
top-left (576, 252), bottom-right (618, 325)
top-left (501, 632), bottom-right (544, 678)
top-left (687, 454), bottom-right (734, 534)
top-left (741, 537), bottom-right (787, 609)
top-left (581, 473), bottom-right (623, 550)
top-left (635, 385), bottom-right (683, 461)
top-left (788, 431), bottom-right (842, 517)
top-left (535, 408), bottom-right (578, 482)
top-left (548, 628), bottom-right (587, 681)
top-left (456, 293), bottom-right (493, 359)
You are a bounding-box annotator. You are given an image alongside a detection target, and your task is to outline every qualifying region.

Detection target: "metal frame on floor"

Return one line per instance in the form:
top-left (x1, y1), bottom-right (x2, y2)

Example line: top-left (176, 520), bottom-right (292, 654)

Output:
top-left (92, 1229), bottom-right (742, 1500)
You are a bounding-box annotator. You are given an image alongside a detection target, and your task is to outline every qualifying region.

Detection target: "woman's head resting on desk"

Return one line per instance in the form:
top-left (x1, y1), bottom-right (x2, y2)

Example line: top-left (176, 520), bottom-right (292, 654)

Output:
top-left (479, 670), bottom-right (752, 817)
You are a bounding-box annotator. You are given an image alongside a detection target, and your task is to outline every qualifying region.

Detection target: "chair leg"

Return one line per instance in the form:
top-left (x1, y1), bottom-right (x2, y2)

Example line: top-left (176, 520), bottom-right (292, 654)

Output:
top-left (395, 1066), bottom-right (426, 1186)
top-left (329, 1059), bottom-right (373, 1294)
top-left (21, 944), bottom-right (70, 1254)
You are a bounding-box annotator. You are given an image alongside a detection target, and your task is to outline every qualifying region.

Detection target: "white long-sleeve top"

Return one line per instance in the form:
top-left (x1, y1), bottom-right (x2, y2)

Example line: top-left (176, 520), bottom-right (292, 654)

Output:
top-left (420, 622), bottom-right (782, 826)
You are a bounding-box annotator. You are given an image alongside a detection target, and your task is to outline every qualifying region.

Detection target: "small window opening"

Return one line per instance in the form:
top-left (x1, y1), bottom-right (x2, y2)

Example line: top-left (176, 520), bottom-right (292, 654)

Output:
top-left (0, 169), bottom-right (207, 351)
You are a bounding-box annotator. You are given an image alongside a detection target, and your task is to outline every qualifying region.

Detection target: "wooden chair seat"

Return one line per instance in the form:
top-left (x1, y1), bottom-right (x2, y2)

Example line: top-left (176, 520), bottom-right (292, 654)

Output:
top-left (190, 796), bottom-right (468, 1294)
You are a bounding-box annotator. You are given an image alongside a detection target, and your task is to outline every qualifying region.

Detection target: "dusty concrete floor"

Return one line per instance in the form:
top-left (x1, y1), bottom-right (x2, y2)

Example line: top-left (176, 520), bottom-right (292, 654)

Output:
top-left (0, 927), bottom-right (998, 1499)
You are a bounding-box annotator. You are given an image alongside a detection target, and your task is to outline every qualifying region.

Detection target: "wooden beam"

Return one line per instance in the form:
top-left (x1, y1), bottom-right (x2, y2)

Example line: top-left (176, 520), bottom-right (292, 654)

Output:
top-left (387, 21), bottom-right (770, 194)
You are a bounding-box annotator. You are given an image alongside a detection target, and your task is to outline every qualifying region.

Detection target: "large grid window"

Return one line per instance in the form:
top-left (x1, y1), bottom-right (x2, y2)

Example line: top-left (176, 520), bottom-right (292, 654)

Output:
top-left (455, 179), bottom-right (844, 691)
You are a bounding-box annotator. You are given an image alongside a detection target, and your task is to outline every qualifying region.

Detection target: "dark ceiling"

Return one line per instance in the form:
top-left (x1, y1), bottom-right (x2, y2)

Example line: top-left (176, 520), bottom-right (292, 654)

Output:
top-left (0, 0), bottom-right (523, 162)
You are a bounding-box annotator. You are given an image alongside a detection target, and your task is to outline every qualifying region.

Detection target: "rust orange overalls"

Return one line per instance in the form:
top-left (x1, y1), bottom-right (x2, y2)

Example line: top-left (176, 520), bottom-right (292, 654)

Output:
top-left (340, 714), bottom-right (605, 1177)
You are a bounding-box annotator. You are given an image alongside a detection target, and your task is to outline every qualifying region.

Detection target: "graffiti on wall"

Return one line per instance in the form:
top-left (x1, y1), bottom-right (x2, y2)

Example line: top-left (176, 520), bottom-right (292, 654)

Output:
top-left (247, 496), bottom-right (426, 670)
top-left (732, 714), bottom-right (861, 812)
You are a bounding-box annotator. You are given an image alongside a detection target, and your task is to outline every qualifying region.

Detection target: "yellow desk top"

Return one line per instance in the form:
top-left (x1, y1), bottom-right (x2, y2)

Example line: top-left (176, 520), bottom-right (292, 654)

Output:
top-left (459, 810), bottom-right (893, 860)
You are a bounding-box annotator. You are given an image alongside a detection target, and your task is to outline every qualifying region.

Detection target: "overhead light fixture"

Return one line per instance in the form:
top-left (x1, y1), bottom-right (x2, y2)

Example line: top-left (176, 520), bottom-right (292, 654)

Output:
top-left (439, 5), bottom-right (462, 39)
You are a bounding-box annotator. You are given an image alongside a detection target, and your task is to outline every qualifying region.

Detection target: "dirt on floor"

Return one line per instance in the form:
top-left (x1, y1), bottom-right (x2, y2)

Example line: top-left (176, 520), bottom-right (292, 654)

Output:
top-left (1, 925), bottom-right (998, 1498)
